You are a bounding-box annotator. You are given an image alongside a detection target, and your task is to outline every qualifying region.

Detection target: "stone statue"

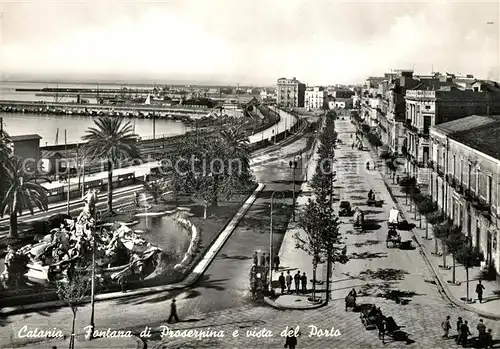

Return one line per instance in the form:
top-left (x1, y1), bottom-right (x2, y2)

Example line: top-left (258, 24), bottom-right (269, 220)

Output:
top-left (78, 189), bottom-right (99, 223)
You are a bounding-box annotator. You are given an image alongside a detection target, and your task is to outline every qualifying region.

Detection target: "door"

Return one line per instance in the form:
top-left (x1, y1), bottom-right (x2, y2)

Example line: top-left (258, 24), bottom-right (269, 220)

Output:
top-left (476, 220), bottom-right (481, 250)
top-left (487, 231), bottom-right (493, 266)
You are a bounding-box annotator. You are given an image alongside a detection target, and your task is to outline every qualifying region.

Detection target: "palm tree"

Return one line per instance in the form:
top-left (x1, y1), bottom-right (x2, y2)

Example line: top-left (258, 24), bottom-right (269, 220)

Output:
top-left (0, 130), bottom-right (12, 200)
top-left (0, 156), bottom-right (49, 238)
top-left (82, 118), bottom-right (139, 214)
top-left (219, 125), bottom-right (250, 167)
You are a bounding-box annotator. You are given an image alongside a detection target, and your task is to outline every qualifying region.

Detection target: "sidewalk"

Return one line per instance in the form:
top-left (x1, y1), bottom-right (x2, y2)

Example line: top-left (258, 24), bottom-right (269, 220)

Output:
top-left (266, 124), bottom-right (327, 309)
top-left (365, 133), bottom-right (500, 320)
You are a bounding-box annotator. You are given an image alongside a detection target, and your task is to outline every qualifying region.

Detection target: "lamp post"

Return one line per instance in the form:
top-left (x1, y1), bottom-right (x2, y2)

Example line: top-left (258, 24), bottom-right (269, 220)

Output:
top-left (269, 191), bottom-right (284, 290)
top-left (88, 209), bottom-right (101, 340)
top-left (289, 158), bottom-right (299, 221)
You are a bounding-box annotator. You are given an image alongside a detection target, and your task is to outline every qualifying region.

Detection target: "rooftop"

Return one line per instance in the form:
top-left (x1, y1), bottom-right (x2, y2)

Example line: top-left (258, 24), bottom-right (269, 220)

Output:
top-left (10, 134), bottom-right (42, 141)
top-left (433, 115), bottom-right (500, 160)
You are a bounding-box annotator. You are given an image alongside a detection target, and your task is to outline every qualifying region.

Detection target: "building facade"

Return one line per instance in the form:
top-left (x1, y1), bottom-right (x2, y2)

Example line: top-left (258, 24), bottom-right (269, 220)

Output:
top-left (429, 115), bottom-right (500, 276)
top-left (277, 77), bottom-right (306, 108)
top-left (305, 87), bottom-right (326, 110)
top-left (405, 80), bottom-right (500, 191)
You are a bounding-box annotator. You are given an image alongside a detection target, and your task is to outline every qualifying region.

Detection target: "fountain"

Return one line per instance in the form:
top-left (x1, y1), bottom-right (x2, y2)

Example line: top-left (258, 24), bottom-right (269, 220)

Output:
top-left (0, 189), bottom-right (162, 287)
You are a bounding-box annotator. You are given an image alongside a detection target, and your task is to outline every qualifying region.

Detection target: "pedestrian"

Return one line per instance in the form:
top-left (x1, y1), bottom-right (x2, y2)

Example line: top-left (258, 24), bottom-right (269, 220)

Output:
top-left (294, 271), bottom-right (301, 294)
top-left (279, 272), bottom-right (286, 294)
top-left (456, 317), bottom-right (463, 343)
top-left (253, 252), bottom-right (258, 265)
top-left (284, 325), bottom-right (300, 349)
top-left (168, 299), bottom-right (180, 323)
top-left (442, 315), bottom-right (451, 338)
top-left (265, 253), bottom-right (270, 267)
top-left (300, 272), bottom-right (307, 294)
top-left (476, 280), bottom-right (486, 303)
top-left (460, 320), bottom-right (471, 347)
top-left (274, 254), bottom-right (280, 271)
top-left (485, 329), bottom-right (493, 349)
top-left (477, 319), bottom-right (486, 335)
top-left (286, 271), bottom-right (292, 293)
top-left (260, 252), bottom-right (265, 266)
top-left (376, 316), bottom-right (386, 344)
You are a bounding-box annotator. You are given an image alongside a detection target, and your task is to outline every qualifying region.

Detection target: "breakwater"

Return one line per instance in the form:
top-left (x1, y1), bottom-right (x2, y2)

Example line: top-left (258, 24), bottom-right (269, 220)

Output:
top-left (0, 100), bottom-right (209, 120)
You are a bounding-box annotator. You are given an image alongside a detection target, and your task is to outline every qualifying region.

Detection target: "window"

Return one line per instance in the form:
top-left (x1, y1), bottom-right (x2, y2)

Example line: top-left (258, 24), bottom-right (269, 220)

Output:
top-left (460, 159), bottom-right (463, 184)
top-left (475, 168), bottom-right (480, 193)
top-left (453, 155), bottom-right (456, 176)
top-left (468, 163), bottom-right (472, 188)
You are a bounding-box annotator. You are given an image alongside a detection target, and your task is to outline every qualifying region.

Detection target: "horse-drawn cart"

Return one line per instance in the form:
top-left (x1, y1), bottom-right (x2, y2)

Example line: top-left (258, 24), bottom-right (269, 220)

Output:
top-left (360, 305), bottom-right (378, 330)
top-left (386, 228), bottom-right (401, 248)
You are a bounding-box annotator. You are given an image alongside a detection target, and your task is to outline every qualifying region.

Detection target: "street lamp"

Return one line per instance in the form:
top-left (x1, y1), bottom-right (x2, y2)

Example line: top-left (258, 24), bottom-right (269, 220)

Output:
top-left (289, 158), bottom-right (299, 221)
top-left (88, 209), bottom-right (101, 340)
top-left (269, 191), bottom-right (284, 290)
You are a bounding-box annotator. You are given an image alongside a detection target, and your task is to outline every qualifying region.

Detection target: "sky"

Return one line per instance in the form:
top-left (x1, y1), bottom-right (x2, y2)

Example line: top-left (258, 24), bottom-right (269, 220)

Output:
top-left (0, 0), bottom-right (499, 86)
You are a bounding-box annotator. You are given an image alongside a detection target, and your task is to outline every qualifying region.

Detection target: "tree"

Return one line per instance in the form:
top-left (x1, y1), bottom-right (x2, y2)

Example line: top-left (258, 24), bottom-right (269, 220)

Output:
top-left (170, 134), bottom-right (254, 218)
top-left (399, 177), bottom-right (416, 205)
top-left (418, 196), bottom-right (438, 239)
top-left (56, 270), bottom-right (92, 349)
top-left (434, 220), bottom-right (453, 268)
top-left (0, 156), bottom-right (49, 239)
top-left (294, 198), bottom-right (347, 303)
top-left (82, 118), bottom-right (139, 214)
top-left (443, 224), bottom-right (463, 283)
top-left (456, 242), bottom-right (477, 303)
top-left (427, 211), bottom-right (445, 254)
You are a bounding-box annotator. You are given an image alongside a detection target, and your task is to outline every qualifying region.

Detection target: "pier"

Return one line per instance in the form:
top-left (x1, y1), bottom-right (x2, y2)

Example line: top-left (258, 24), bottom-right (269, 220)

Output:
top-left (0, 100), bottom-right (210, 119)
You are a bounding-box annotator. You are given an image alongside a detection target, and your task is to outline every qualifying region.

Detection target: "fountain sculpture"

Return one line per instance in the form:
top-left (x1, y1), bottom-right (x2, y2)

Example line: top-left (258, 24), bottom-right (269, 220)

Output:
top-left (1, 189), bottom-right (162, 287)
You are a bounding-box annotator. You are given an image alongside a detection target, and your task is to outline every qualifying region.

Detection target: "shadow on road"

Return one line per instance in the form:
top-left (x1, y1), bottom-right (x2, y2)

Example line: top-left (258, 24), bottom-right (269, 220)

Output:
top-left (349, 252), bottom-right (387, 260)
top-left (353, 240), bottom-right (381, 248)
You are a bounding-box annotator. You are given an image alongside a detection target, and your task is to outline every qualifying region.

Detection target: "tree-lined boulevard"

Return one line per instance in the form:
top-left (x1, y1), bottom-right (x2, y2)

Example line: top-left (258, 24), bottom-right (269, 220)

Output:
top-left (2, 110), bottom-right (500, 349)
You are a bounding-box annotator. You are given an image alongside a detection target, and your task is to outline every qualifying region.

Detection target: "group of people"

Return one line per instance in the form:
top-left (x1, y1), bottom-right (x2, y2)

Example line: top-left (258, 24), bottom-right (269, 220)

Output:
top-left (442, 315), bottom-right (493, 348)
top-left (278, 270), bottom-right (308, 295)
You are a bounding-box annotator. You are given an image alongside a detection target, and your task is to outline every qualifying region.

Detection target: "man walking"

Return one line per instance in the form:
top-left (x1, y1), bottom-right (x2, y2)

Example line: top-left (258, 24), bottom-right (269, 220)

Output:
top-left (476, 280), bottom-right (486, 303)
top-left (442, 315), bottom-right (451, 338)
top-left (460, 320), bottom-right (471, 347)
top-left (274, 254), bottom-right (280, 271)
top-left (265, 253), bottom-right (270, 267)
top-left (376, 316), bottom-right (386, 344)
top-left (168, 299), bottom-right (180, 323)
top-left (253, 252), bottom-right (258, 265)
top-left (286, 271), bottom-right (293, 294)
top-left (301, 272), bottom-right (307, 294)
top-left (456, 317), bottom-right (463, 343)
top-left (279, 272), bottom-right (286, 294)
top-left (294, 271), bottom-right (301, 294)
top-left (260, 253), bottom-right (266, 267)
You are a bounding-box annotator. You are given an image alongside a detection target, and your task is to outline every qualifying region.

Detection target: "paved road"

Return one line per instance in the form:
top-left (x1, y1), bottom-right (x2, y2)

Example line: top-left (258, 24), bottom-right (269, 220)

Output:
top-left (248, 108), bottom-right (297, 144)
top-left (0, 133), bottom-right (309, 347)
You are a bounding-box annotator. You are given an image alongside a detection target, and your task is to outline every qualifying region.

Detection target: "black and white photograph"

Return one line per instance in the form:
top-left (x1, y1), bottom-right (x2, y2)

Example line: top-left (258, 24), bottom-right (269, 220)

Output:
top-left (0, 1), bottom-right (500, 348)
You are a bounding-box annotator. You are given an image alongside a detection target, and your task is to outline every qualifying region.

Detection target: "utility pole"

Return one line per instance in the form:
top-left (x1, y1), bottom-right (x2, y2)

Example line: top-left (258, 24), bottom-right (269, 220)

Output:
top-left (269, 191), bottom-right (283, 290)
top-left (289, 158), bottom-right (298, 221)
top-left (152, 111), bottom-right (156, 151)
top-left (88, 209), bottom-right (101, 340)
top-left (65, 129), bottom-right (70, 215)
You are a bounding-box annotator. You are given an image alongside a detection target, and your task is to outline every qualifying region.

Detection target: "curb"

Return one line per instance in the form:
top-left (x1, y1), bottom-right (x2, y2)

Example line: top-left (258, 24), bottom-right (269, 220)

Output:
top-left (363, 138), bottom-right (500, 321)
top-left (0, 183), bottom-right (265, 316)
top-left (263, 296), bottom-right (326, 310)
